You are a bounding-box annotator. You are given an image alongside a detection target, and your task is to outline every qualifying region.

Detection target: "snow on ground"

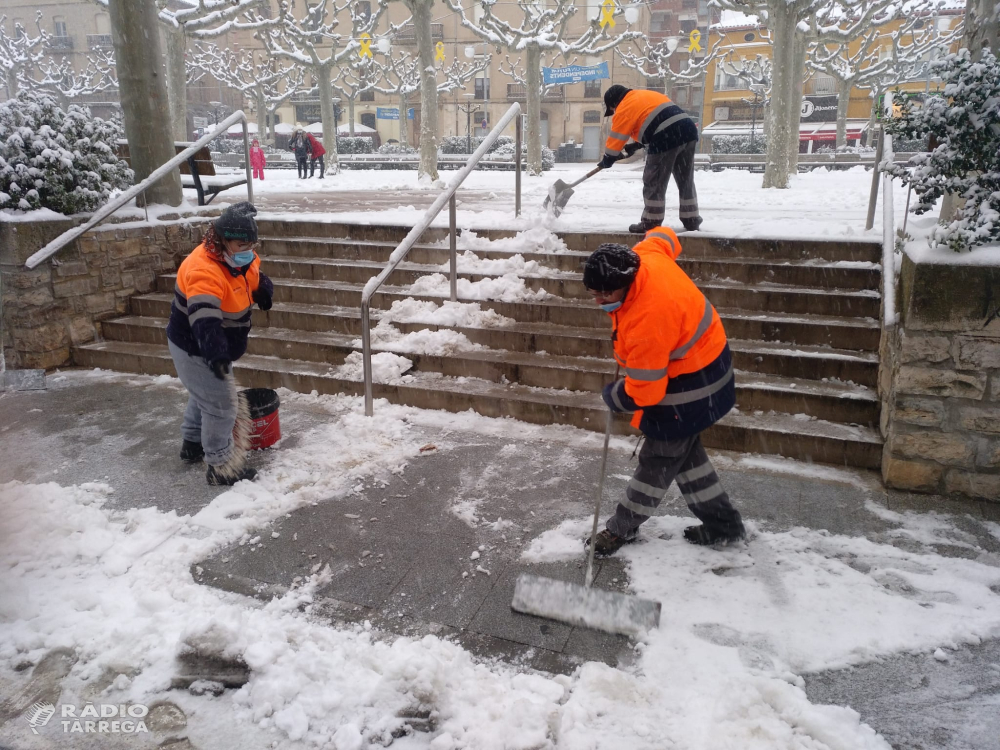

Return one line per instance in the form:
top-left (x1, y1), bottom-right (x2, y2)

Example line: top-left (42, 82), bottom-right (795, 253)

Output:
top-left (245, 164), bottom-right (911, 241)
top-left (3, 371), bottom-right (1000, 750)
top-left (377, 299), bottom-right (513, 328)
top-left (407, 273), bottom-right (551, 303)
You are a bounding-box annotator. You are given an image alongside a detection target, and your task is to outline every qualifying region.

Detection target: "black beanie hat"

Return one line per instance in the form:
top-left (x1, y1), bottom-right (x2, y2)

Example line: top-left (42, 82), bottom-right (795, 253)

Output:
top-left (583, 243), bottom-right (640, 292)
top-left (214, 201), bottom-right (258, 243)
top-left (604, 85), bottom-right (631, 117)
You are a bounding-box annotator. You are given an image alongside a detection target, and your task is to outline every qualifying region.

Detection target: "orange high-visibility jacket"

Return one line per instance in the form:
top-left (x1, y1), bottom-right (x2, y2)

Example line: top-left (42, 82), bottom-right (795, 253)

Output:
top-left (166, 243), bottom-right (269, 363)
top-left (605, 227), bottom-right (734, 439)
top-left (605, 89), bottom-right (698, 157)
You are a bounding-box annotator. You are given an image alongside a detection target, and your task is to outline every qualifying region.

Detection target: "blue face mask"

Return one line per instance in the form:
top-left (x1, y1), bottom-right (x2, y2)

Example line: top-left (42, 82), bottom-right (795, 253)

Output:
top-left (226, 249), bottom-right (256, 267)
top-left (600, 300), bottom-right (623, 313)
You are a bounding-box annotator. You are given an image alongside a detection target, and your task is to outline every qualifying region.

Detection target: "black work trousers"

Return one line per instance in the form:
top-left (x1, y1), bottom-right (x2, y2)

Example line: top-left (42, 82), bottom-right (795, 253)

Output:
top-left (641, 140), bottom-right (700, 227)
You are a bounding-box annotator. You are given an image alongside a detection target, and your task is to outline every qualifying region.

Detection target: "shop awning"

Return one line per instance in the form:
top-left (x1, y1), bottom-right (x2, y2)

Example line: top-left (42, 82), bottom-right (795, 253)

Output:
top-left (701, 119), bottom-right (870, 141)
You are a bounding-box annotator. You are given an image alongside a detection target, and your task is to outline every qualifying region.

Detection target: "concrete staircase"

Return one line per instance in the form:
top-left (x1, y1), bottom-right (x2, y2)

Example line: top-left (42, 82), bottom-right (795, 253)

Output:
top-left (74, 220), bottom-right (884, 469)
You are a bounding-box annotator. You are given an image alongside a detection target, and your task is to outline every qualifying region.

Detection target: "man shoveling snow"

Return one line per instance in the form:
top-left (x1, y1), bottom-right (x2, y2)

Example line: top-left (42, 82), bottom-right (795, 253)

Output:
top-left (583, 229), bottom-right (745, 555)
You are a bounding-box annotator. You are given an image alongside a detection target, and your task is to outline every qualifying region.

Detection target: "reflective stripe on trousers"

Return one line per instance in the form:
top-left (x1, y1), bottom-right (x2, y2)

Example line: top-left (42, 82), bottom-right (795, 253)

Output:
top-left (605, 433), bottom-right (743, 539)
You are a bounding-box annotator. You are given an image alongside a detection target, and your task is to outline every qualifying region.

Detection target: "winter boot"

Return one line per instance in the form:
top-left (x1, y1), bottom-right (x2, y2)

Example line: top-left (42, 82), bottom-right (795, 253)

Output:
top-left (584, 529), bottom-right (635, 558)
top-left (681, 217), bottom-right (703, 232)
top-left (629, 220), bottom-right (657, 234)
top-left (683, 524), bottom-right (745, 546)
top-left (180, 440), bottom-right (204, 462)
top-left (206, 463), bottom-right (257, 486)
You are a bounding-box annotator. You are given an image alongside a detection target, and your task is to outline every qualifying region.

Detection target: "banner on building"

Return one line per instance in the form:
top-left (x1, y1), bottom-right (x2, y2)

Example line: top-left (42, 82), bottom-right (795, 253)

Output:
top-left (799, 95), bottom-right (838, 122)
top-left (377, 107), bottom-right (415, 120)
top-left (542, 62), bottom-right (609, 85)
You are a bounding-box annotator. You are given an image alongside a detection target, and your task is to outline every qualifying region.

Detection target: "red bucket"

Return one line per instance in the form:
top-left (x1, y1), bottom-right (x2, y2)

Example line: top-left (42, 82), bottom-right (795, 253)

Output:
top-left (241, 388), bottom-right (281, 450)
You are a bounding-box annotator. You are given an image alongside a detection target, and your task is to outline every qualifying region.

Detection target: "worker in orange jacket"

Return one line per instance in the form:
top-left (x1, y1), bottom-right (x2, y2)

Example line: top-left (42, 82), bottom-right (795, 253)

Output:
top-left (583, 229), bottom-right (745, 555)
top-left (599, 85), bottom-right (702, 235)
top-left (166, 202), bottom-right (273, 486)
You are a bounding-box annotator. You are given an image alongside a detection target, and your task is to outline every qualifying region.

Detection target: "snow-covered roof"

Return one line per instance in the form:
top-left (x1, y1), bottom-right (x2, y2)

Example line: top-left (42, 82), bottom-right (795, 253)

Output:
top-left (302, 122), bottom-right (378, 134)
top-left (274, 123), bottom-right (295, 134)
top-left (226, 123), bottom-right (258, 135)
top-left (713, 10), bottom-right (759, 31)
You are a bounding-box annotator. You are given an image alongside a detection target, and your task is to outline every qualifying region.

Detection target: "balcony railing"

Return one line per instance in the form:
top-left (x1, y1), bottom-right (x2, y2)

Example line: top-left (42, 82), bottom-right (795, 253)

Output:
top-left (506, 84), bottom-right (565, 102)
top-left (87, 34), bottom-right (113, 49)
top-left (48, 36), bottom-right (74, 50)
top-left (393, 23), bottom-right (444, 43)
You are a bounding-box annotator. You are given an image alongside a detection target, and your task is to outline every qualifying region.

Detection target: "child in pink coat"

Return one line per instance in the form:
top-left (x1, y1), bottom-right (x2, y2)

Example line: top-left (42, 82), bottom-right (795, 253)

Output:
top-left (249, 139), bottom-right (266, 181)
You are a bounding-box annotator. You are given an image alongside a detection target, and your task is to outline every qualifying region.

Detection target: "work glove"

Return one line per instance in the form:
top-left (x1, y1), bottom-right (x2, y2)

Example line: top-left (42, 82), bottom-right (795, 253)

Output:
top-left (623, 142), bottom-right (644, 157)
top-left (598, 154), bottom-right (618, 170)
top-left (210, 359), bottom-right (231, 381)
top-left (602, 379), bottom-right (634, 413)
top-left (253, 288), bottom-right (272, 311)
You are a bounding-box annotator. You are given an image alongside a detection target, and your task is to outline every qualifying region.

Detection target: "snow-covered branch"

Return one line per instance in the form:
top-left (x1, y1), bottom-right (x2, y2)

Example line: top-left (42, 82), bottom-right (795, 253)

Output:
top-left (0, 13), bottom-right (48, 98)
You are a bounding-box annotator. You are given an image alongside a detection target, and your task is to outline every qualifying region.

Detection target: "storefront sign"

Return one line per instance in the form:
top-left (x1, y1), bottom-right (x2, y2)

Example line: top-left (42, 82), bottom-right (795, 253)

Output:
top-left (800, 95), bottom-right (838, 122)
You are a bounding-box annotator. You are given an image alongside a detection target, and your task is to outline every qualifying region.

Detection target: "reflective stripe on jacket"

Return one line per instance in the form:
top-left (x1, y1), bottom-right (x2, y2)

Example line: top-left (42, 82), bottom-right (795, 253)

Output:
top-left (605, 90), bottom-right (699, 157)
top-left (166, 243), bottom-right (270, 363)
top-left (604, 226), bottom-right (735, 440)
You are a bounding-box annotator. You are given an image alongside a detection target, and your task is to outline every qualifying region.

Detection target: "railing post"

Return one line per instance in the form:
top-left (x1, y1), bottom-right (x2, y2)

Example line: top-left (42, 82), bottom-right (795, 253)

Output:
top-left (881, 92), bottom-right (896, 328)
top-left (242, 120), bottom-right (254, 204)
top-left (865, 124), bottom-right (884, 231)
top-left (449, 194), bottom-right (458, 302)
top-left (515, 112), bottom-right (522, 217)
top-left (362, 299), bottom-right (374, 416)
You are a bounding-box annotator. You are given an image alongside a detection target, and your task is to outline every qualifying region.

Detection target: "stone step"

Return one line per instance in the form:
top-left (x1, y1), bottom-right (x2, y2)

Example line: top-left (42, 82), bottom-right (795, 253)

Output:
top-left (255, 221), bottom-right (883, 263)
top-left (135, 292), bottom-right (881, 353)
top-left (159, 269), bottom-right (881, 321)
top-left (72, 339), bottom-right (884, 469)
top-left (261, 239), bottom-right (881, 291)
top-left (103, 317), bottom-right (879, 427)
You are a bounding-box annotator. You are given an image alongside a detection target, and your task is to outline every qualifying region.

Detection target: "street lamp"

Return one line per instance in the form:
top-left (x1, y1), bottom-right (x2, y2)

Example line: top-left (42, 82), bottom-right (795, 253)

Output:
top-left (332, 96), bottom-right (341, 150)
top-left (209, 100), bottom-right (222, 126)
top-left (459, 93), bottom-right (480, 154)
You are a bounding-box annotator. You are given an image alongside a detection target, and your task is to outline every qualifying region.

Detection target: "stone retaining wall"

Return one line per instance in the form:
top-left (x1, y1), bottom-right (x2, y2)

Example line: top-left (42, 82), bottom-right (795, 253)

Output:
top-left (1, 216), bottom-right (211, 370)
top-left (880, 254), bottom-right (1000, 500)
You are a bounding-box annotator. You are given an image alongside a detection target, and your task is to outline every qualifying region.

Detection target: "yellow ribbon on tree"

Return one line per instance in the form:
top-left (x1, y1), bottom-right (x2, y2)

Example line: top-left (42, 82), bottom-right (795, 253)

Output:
top-left (359, 33), bottom-right (372, 59)
top-left (688, 29), bottom-right (702, 52)
top-left (435, 41), bottom-right (446, 62)
top-left (600, 0), bottom-right (616, 28)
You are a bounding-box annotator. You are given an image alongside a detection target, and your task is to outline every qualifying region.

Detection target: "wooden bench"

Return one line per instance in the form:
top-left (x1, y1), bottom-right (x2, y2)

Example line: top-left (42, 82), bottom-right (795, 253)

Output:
top-left (116, 141), bottom-right (248, 205)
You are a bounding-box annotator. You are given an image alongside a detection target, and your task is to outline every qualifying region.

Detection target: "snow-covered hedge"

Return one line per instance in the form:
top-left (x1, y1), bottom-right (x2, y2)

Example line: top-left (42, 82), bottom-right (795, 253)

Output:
top-left (377, 143), bottom-right (417, 155)
top-left (712, 134), bottom-right (767, 154)
top-left (885, 49), bottom-right (1000, 252)
top-left (337, 136), bottom-right (374, 154)
top-left (0, 91), bottom-right (133, 214)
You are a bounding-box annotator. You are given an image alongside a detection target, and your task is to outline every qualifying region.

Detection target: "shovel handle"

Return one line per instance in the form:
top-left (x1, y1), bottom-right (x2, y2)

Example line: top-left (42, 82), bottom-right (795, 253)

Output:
top-left (585, 364), bottom-right (619, 589)
top-left (567, 165), bottom-right (603, 190)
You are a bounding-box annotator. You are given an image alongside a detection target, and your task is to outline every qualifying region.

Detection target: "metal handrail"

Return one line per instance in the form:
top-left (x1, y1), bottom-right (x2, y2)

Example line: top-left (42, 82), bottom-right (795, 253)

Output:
top-left (360, 101), bottom-right (523, 416)
top-left (880, 92), bottom-right (896, 328)
top-left (24, 110), bottom-right (254, 270)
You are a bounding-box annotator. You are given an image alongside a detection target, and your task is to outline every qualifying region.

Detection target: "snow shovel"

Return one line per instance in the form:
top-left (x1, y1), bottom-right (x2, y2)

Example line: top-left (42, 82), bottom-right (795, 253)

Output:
top-left (543, 165), bottom-right (603, 218)
top-left (511, 401), bottom-right (662, 638)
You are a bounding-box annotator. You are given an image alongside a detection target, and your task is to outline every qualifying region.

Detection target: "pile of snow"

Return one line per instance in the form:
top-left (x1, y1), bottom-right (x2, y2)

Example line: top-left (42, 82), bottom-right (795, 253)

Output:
top-left (379, 298), bottom-right (513, 328)
top-left (446, 226), bottom-right (572, 255)
top-left (408, 273), bottom-right (550, 302)
top-left (333, 351), bottom-right (412, 382)
top-left (360, 319), bottom-right (485, 356)
top-left (436, 250), bottom-right (564, 278)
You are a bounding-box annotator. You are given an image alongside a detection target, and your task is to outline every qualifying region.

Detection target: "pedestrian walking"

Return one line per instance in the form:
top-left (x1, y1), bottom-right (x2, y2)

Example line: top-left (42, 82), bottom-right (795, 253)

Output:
top-left (166, 202), bottom-right (274, 486)
top-left (582, 230), bottom-right (745, 555)
top-left (290, 129), bottom-right (312, 179)
top-left (249, 138), bottom-right (266, 181)
top-left (306, 132), bottom-right (326, 178)
top-left (600, 85), bottom-right (702, 234)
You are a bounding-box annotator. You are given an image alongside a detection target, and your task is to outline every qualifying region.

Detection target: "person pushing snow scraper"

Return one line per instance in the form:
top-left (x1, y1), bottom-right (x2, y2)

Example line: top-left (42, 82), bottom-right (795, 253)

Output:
top-left (583, 229), bottom-right (745, 556)
top-left (166, 201), bottom-right (274, 486)
top-left (600, 84), bottom-right (702, 234)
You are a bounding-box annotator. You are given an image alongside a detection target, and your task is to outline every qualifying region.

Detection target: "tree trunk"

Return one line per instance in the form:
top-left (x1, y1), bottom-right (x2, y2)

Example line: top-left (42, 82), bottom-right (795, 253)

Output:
top-left (164, 25), bottom-right (188, 141)
top-left (526, 43), bottom-right (543, 176)
top-left (400, 92), bottom-right (409, 147)
top-left (317, 66), bottom-right (340, 174)
top-left (762, 1), bottom-right (796, 188)
top-left (787, 29), bottom-right (807, 172)
top-left (255, 85), bottom-right (267, 144)
top-left (409, 0), bottom-right (438, 181)
top-left (348, 98), bottom-right (356, 136)
top-left (965, 0), bottom-right (999, 60)
top-left (109, 0), bottom-right (181, 206)
top-left (835, 79), bottom-right (851, 150)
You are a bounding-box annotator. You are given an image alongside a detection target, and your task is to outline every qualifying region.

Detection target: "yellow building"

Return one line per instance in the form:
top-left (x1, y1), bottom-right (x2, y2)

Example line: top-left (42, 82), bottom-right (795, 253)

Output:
top-left (700, 7), bottom-right (964, 152)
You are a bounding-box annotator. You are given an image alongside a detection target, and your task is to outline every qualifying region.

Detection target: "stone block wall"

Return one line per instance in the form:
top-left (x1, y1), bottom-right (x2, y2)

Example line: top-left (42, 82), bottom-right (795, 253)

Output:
top-left (880, 254), bottom-right (1000, 500)
top-left (1, 216), bottom-right (211, 370)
